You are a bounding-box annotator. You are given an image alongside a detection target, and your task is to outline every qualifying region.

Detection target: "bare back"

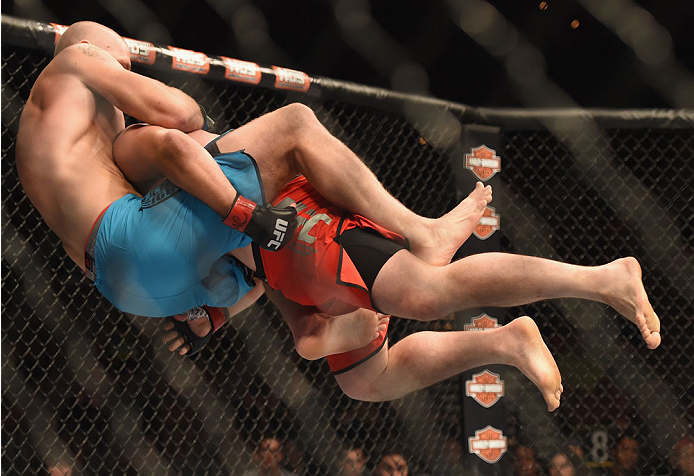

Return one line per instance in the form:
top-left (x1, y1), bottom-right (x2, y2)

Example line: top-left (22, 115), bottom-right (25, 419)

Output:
top-left (16, 46), bottom-right (137, 268)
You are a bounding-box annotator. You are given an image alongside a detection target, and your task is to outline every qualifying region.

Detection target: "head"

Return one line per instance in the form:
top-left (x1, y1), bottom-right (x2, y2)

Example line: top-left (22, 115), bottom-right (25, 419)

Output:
top-left (611, 436), bottom-right (639, 474)
top-left (670, 438), bottom-right (694, 476)
top-left (341, 448), bottom-right (366, 475)
top-left (513, 444), bottom-right (540, 476)
top-left (253, 437), bottom-right (284, 473)
top-left (48, 460), bottom-right (72, 475)
top-left (375, 453), bottom-right (409, 476)
top-left (549, 452), bottom-right (575, 476)
top-left (54, 21), bottom-right (131, 70)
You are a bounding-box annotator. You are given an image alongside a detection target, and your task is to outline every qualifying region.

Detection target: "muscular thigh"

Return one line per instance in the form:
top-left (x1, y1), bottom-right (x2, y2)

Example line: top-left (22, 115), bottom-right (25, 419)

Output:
top-left (211, 111), bottom-right (300, 201)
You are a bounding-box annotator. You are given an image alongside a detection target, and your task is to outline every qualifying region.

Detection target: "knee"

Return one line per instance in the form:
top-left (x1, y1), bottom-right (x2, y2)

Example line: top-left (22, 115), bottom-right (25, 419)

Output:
top-left (275, 103), bottom-right (321, 135)
top-left (156, 128), bottom-right (189, 157)
top-left (338, 379), bottom-right (384, 402)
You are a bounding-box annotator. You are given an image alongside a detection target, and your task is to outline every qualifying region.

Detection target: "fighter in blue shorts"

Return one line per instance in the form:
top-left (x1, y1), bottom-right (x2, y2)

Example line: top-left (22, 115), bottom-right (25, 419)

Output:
top-left (16, 21), bottom-right (298, 323)
top-left (86, 133), bottom-right (293, 317)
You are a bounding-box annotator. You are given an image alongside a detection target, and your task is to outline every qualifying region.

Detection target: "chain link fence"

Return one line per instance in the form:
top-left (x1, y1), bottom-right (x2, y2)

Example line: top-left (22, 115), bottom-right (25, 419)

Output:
top-left (2, 38), bottom-right (693, 475)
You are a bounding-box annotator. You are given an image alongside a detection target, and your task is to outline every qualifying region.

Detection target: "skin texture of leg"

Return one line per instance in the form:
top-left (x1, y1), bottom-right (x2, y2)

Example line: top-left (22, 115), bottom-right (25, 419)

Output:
top-left (334, 316), bottom-right (563, 411)
top-left (371, 252), bottom-right (661, 349)
top-left (113, 104), bottom-right (491, 265)
top-left (209, 103), bottom-right (492, 265)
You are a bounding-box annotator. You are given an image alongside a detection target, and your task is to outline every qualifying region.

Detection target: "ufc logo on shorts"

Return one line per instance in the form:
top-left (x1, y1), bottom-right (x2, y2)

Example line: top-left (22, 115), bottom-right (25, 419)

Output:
top-left (266, 219), bottom-right (288, 250)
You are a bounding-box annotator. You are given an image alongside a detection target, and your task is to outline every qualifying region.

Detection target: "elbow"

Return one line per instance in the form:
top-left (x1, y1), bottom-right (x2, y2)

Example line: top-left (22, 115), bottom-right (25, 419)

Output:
top-left (169, 108), bottom-right (200, 132)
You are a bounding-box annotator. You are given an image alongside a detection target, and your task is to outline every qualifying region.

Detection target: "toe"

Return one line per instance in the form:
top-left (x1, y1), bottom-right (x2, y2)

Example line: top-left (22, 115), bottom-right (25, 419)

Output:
top-left (646, 331), bottom-right (661, 349)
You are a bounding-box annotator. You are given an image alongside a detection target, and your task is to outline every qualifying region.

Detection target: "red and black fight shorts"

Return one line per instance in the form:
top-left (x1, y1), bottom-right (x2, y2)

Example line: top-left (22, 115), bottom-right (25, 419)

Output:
top-left (254, 175), bottom-right (408, 373)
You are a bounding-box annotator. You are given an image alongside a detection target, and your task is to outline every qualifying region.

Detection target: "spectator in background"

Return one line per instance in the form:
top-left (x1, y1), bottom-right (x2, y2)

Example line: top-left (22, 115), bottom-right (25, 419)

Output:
top-left (374, 453), bottom-right (409, 476)
top-left (512, 444), bottom-right (542, 476)
top-left (47, 459), bottom-right (72, 475)
top-left (566, 436), bottom-right (586, 461)
top-left (609, 435), bottom-right (640, 476)
top-left (244, 436), bottom-right (298, 476)
top-left (435, 437), bottom-right (464, 476)
top-left (281, 439), bottom-right (309, 475)
top-left (549, 450), bottom-right (592, 476)
top-left (669, 438), bottom-right (694, 476)
top-left (340, 447), bottom-right (367, 476)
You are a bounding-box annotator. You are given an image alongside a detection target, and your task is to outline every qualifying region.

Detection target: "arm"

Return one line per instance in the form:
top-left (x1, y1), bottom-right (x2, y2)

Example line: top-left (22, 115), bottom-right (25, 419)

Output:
top-left (264, 285), bottom-right (388, 361)
top-left (60, 43), bottom-right (205, 131)
top-left (112, 123), bottom-right (298, 250)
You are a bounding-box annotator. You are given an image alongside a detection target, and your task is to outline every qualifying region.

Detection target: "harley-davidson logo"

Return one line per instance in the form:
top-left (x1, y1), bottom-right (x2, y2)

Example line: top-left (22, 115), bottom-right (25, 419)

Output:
top-left (466, 370), bottom-right (505, 408)
top-left (464, 314), bottom-right (499, 331)
top-left (465, 145), bottom-right (501, 181)
top-left (473, 206), bottom-right (500, 240)
top-left (468, 426), bottom-right (508, 464)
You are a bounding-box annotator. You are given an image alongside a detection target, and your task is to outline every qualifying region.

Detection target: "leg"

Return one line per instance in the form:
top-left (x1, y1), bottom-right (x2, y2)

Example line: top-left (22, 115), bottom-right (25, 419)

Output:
top-left (335, 316), bottom-right (563, 411)
top-left (371, 252), bottom-right (661, 349)
top-left (113, 124), bottom-right (234, 217)
top-left (212, 103), bottom-right (492, 265)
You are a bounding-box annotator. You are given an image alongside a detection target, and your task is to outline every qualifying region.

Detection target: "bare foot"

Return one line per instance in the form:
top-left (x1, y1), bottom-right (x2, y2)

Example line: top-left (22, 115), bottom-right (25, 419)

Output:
top-left (330, 313), bottom-right (390, 353)
top-left (500, 316), bottom-right (563, 411)
top-left (599, 257), bottom-right (661, 349)
top-left (412, 182), bottom-right (492, 266)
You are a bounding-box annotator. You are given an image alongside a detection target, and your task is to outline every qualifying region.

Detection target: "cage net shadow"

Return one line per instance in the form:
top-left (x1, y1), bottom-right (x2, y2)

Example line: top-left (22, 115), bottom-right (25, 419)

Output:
top-left (2, 43), bottom-right (693, 475)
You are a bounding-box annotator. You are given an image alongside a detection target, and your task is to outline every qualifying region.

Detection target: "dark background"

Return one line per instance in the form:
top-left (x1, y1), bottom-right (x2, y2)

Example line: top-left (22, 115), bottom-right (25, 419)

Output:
top-left (3, 0), bottom-right (693, 109)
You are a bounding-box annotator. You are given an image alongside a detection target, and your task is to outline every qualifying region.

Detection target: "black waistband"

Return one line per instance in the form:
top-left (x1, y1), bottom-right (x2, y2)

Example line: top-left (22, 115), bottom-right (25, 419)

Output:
top-left (84, 209), bottom-right (108, 282)
top-left (205, 140), bottom-right (221, 156)
top-left (252, 242), bottom-right (267, 282)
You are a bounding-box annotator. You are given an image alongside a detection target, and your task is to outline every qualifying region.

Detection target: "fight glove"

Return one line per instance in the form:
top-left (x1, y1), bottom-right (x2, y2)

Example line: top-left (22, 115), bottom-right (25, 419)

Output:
top-left (166, 306), bottom-right (227, 356)
top-left (223, 192), bottom-right (298, 251)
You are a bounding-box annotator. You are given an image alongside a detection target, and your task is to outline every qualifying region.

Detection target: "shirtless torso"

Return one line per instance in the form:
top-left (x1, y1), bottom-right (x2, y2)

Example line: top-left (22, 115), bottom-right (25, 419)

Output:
top-left (16, 22), bottom-right (204, 270)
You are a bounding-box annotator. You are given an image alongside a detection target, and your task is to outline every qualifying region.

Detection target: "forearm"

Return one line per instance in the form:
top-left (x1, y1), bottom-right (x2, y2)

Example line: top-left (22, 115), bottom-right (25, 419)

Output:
top-left (106, 70), bottom-right (206, 131)
top-left (117, 79), bottom-right (206, 132)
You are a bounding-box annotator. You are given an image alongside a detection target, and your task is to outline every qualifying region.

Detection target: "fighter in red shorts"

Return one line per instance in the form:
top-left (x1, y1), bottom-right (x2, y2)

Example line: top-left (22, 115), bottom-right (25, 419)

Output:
top-left (150, 135), bottom-right (659, 412)
top-left (240, 173), bottom-right (661, 400)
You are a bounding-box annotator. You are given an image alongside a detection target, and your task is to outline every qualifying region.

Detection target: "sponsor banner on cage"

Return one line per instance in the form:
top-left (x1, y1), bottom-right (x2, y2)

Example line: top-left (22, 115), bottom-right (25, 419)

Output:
top-left (468, 426), bottom-right (508, 464)
top-left (50, 23), bottom-right (68, 45)
top-left (272, 66), bottom-right (310, 92)
top-left (464, 313), bottom-right (499, 331)
top-left (168, 47), bottom-right (210, 74)
top-left (466, 370), bottom-right (505, 408)
top-left (124, 38), bottom-right (156, 65)
top-left (473, 206), bottom-right (500, 240)
top-left (465, 145), bottom-right (501, 181)
top-left (221, 57), bottom-right (262, 84)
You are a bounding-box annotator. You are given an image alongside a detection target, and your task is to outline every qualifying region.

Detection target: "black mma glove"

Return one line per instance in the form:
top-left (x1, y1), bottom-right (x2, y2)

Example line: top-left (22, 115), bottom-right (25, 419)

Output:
top-left (223, 192), bottom-right (298, 251)
top-left (167, 306), bottom-right (227, 355)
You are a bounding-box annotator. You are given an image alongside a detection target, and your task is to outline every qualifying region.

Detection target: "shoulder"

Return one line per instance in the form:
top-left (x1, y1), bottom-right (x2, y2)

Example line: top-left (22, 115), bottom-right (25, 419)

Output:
top-left (51, 43), bottom-right (119, 73)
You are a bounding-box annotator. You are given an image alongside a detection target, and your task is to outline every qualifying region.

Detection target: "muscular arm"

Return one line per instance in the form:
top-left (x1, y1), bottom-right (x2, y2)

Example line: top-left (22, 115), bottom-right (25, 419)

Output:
top-left (60, 43), bottom-right (204, 131)
top-left (264, 285), bottom-right (387, 361)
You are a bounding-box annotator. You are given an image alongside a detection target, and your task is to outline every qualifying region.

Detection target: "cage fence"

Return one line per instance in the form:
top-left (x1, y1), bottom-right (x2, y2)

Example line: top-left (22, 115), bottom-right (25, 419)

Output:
top-left (2, 17), bottom-right (693, 476)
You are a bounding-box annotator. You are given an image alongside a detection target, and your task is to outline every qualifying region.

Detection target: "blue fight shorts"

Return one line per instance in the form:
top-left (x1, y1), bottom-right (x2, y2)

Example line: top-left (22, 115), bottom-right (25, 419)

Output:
top-left (87, 137), bottom-right (265, 317)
